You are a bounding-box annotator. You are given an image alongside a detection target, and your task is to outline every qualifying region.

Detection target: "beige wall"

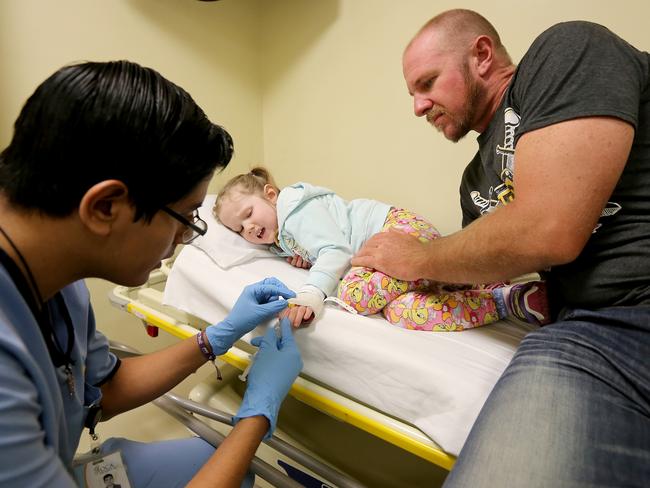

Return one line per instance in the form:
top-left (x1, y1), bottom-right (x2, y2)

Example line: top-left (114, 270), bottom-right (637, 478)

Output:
top-left (1, 0), bottom-right (648, 345)
top-left (0, 0), bottom-right (264, 349)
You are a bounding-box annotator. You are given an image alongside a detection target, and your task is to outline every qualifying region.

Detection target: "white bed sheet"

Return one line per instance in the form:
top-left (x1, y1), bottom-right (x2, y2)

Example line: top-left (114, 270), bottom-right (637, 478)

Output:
top-left (163, 197), bottom-right (536, 456)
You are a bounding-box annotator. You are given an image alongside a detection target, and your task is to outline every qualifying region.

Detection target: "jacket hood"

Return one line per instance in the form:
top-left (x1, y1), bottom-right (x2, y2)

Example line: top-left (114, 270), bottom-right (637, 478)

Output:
top-left (276, 182), bottom-right (334, 227)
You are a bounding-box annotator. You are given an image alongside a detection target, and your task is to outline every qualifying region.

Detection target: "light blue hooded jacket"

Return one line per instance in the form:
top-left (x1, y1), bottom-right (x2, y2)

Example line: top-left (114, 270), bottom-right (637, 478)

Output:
top-left (274, 182), bottom-right (391, 296)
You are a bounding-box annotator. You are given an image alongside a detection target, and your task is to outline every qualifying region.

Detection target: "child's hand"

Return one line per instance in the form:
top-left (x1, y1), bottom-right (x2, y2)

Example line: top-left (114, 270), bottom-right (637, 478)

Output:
top-left (287, 255), bottom-right (311, 269)
top-left (279, 304), bottom-right (314, 328)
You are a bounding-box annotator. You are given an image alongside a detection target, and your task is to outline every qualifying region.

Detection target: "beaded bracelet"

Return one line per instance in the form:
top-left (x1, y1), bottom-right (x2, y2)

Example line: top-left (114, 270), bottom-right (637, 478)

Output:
top-left (196, 331), bottom-right (222, 380)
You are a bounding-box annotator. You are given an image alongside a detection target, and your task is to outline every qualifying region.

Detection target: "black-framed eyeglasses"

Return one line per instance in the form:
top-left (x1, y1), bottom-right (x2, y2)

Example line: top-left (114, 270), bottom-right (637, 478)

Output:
top-left (161, 206), bottom-right (208, 244)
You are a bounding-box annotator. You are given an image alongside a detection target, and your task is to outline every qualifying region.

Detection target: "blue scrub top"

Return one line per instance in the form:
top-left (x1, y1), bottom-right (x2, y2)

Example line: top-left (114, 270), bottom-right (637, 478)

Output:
top-left (0, 260), bottom-right (118, 486)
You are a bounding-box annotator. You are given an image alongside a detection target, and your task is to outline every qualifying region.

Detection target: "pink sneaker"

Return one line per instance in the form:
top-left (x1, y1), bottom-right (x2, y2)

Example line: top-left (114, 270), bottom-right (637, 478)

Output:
top-left (515, 282), bottom-right (550, 325)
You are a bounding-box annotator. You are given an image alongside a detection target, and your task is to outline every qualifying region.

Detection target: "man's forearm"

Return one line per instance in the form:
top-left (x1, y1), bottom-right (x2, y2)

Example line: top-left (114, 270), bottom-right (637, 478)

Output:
top-left (100, 336), bottom-right (206, 418)
top-left (418, 202), bottom-right (568, 284)
top-left (187, 416), bottom-right (268, 488)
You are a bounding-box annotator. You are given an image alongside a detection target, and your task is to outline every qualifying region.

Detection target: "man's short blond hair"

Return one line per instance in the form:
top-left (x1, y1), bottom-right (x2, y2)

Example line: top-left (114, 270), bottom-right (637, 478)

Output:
top-left (412, 9), bottom-right (511, 63)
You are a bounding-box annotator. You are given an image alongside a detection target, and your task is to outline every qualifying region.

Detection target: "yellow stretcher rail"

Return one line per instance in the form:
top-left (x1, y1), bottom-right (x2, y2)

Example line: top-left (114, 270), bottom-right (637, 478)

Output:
top-left (112, 282), bottom-right (456, 471)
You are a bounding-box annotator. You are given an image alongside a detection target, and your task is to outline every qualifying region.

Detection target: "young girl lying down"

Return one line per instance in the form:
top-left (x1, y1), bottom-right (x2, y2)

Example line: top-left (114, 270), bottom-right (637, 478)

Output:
top-left (214, 167), bottom-right (549, 330)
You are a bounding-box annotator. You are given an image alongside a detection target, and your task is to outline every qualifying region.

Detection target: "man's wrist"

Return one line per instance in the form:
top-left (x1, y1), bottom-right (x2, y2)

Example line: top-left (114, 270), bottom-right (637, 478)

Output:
top-left (196, 331), bottom-right (216, 361)
top-left (234, 394), bottom-right (279, 439)
top-left (420, 239), bottom-right (438, 281)
top-left (197, 330), bottom-right (223, 380)
top-left (232, 415), bottom-right (270, 441)
top-left (204, 321), bottom-right (236, 356)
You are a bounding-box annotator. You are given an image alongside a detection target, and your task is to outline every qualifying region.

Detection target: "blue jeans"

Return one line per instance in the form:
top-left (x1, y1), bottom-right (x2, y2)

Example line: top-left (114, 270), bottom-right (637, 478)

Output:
top-left (444, 306), bottom-right (650, 488)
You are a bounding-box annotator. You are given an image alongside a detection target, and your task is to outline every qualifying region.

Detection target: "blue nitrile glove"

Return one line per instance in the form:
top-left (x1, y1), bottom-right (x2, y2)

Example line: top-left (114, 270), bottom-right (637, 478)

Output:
top-left (205, 277), bottom-right (295, 355)
top-left (233, 318), bottom-right (303, 439)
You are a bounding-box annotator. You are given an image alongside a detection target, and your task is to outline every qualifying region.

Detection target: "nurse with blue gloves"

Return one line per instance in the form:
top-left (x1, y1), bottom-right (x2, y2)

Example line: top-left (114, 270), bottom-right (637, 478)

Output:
top-left (0, 60), bottom-right (302, 488)
top-left (94, 292), bottom-right (301, 488)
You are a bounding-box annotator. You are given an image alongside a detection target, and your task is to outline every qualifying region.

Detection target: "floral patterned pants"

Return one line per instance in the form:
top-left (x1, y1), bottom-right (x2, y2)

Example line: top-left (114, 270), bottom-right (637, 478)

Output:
top-left (336, 208), bottom-right (501, 331)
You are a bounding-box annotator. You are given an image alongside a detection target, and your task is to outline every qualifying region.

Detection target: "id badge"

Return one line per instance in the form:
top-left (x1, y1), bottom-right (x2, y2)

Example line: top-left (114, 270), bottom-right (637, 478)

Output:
top-left (74, 450), bottom-right (132, 488)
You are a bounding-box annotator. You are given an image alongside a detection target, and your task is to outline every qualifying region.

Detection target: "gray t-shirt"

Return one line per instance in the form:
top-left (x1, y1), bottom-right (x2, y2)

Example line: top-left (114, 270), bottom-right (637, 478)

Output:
top-left (460, 21), bottom-right (650, 313)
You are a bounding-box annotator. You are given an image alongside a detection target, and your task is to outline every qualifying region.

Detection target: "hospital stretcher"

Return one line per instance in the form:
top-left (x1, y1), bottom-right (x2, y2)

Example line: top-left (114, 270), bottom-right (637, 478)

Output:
top-left (108, 197), bottom-right (537, 487)
top-left (110, 264), bottom-right (455, 471)
top-left (108, 339), bottom-right (364, 488)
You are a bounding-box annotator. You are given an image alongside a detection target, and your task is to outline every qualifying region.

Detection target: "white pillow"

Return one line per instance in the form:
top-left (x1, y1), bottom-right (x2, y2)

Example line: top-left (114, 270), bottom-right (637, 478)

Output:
top-left (191, 194), bottom-right (277, 269)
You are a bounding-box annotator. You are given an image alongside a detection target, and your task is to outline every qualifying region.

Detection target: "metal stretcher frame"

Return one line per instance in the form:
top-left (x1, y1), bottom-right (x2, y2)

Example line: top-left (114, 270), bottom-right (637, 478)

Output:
top-left (109, 264), bottom-right (456, 472)
top-left (109, 341), bottom-right (363, 488)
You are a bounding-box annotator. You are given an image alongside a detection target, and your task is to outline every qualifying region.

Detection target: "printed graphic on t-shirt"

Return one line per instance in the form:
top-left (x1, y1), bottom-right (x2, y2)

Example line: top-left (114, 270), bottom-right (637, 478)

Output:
top-left (494, 107), bottom-right (518, 205)
top-left (469, 106), bottom-right (621, 234)
top-left (470, 107), bottom-right (519, 216)
top-left (593, 202), bottom-right (622, 233)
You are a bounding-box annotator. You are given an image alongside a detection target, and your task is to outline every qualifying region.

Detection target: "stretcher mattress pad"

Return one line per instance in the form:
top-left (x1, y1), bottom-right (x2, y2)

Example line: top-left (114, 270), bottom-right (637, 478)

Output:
top-left (163, 196), bottom-right (536, 456)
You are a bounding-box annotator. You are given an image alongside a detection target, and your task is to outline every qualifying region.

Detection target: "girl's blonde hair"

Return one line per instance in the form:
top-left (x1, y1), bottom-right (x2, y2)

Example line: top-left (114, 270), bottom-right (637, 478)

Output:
top-left (213, 166), bottom-right (280, 222)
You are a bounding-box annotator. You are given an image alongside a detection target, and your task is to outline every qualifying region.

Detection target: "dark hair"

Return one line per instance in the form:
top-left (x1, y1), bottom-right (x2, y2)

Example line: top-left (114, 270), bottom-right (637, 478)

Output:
top-left (0, 60), bottom-right (233, 221)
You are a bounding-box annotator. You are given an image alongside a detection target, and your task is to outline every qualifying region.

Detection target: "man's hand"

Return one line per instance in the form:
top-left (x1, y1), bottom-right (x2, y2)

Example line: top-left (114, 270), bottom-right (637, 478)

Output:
top-left (233, 318), bottom-right (303, 438)
top-left (205, 277), bottom-right (295, 355)
top-left (352, 229), bottom-right (432, 281)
